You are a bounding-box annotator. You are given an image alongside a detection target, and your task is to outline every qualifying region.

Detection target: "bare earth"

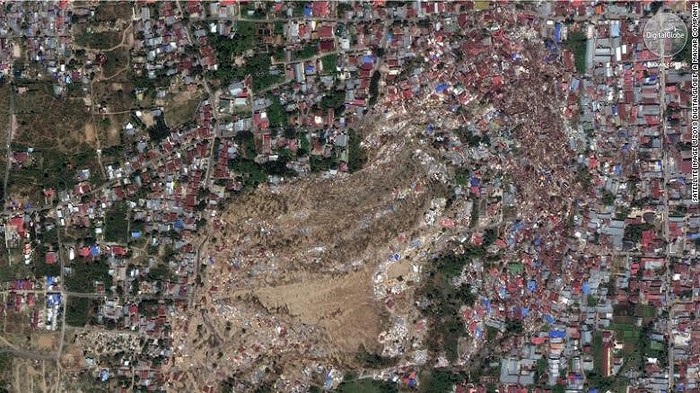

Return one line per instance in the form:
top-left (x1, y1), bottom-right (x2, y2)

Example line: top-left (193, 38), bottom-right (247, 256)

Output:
top-left (165, 116), bottom-right (439, 389)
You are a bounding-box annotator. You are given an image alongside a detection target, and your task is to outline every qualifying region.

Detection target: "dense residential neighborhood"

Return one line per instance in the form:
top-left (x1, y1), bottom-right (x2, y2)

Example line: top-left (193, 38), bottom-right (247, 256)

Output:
top-left (0, 1), bottom-right (697, 392)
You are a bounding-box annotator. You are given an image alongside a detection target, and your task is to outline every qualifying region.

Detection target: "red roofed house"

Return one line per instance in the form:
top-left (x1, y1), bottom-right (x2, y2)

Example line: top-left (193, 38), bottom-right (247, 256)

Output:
top-left (79, 246), bottom-right (91, 258)
top-left (45, 252), bottom-right (57, 264)
top-left (9, 216), bottom-right (25, 238)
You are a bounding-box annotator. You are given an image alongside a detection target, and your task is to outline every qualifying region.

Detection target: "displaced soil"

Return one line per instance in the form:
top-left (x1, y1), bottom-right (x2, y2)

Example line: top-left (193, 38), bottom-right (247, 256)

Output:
top-left (166, 116), bottom-right (440, 389)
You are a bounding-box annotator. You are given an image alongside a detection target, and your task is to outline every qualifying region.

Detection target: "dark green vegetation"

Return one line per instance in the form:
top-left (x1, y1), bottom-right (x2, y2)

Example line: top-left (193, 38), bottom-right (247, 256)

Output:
top-left (418, 249), bottom-right (482, 362)
top-left (564, 29), bottom-right (587, 74)
top-left (209, 24), bottom-right (285, 90)
top-left (454, 126), bottom-right (490, 147)
top-left (418, 370), bottom-right (467, 393)
top-left (209, 21), bottom-right (257, 56)
top-left (6, 146), bottom-right (103, 206)
top-left (320, 89), bottom-right (346, 113)
top-left (294, 42), bottom-right (319, 60)
top-left (347, 129), bottom-right (366, 173)
top-left (65, 259), bottom-right (112, 293)
top-left (354, 345), bottom-right (398, 369)
top-left (65, 296), bottom-right (90, 327)
top-left (147, 113), bottom-right (171, 143)
top-left (321, 54), bottom-right (338, 74)
top-left (104, 200), bottom-right (129, 243)
top-left (267, 96), bottom-right (288, 128)
top-left (623, 223), bottom-right (655, 243)
top-left (334, 379), bottom-right (398, 393)
top-left (368, 71), bottom-right (381, 106)
top-left (228, 132), bottom-right (295, 189)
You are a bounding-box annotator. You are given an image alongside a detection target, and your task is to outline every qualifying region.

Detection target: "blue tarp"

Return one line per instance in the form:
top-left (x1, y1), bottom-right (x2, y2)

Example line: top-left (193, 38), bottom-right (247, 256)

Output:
top-left (521, 307), bottom-right (529, 316)
top-left (131, 231), bottom-right (142, 238)
top-left (499, 287), bottom-right (507, 299)
top-left (435, 82), bottom-right (447, 93)
top-left (482, 298), bottom-right (492, 313)
top-left (569, 77), bottom-right (580, 91)
top-left (475, 326), bottom-right (482, 338)
top-left (305, 64), bottom-right (315, 73)
top-left (90, 245), bottom-right (99, 256)
top-left (582, 282), bottom-right (590, 294)
top-left (610, 23), bottom-right (621, 38)
top-left (544, 314), bottom-right (555, 324)
top-left (554, 22), bottom-right (561, 43)
top-left (174, 219), bottom-right (184, 230)
top-left (470, 177), bottom-right (480, 186)
top-left (687, 233), bottom-right (700, 239)
top-left (46, 276), bottom-right (54, 287)
top-left (533, 236), bottom-right (542, 246)
top-left (303, 3), bottom-right (312, 17)
top-left (527, 280), bottom-right (537, 292)
top-left (511, 220), bottom-right (523, 232)
top-left (614, 164), bottom-right (622, 175)
top-left (362, 55), bottom-right (375, 64)
top-left (549, 330), bottom-right (566, 338)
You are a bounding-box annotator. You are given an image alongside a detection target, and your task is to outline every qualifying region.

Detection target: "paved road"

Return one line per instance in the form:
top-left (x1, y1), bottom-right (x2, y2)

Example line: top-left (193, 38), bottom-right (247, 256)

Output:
top-left (3, 83), bottom-right (16, 215)
top-left (658, 55), bottom-right (675, 392)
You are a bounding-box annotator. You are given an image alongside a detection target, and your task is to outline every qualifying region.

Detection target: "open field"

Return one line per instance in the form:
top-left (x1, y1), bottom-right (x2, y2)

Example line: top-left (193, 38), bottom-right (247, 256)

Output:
top-left (164, 89), bottom-right (203, 128)
top-left (3, 357), bottom-right (62, 393)
top-left (92, 2), bottom-right (133, 22)
top-left (14, 82), bottom-right (92, 153)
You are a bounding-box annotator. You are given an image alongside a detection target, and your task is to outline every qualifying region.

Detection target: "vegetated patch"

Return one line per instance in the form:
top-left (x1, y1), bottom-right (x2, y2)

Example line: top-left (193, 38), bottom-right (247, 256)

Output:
top-left (228, 131), bottom-right (296, 189)
top-left (354, 345), bottom-right (399, 369)
top-left (368, 71), bottom-right (381, 106)
top-left (320, 54), bottom-right (338, 75)
top-left (147, 113), bottom-right (171, 143)
top-left (164, 90), bottom-right (204, 128)
top-left (334, 378), bottom-right (398, 393)
top-left (347, 129), bottom-right (366, 173)
top-left (266, 95), bottom-right (287, 128)
top-left (14, 82), bottom-right (92, 152)
top-left (65, 258), bottom-right (113, 293)
top-left (210, 30), bottom-right (284, 90)
top-left (417, 248), bottom-right (481, 362)
top-left (65, 296), bottom-right (90, 327)
top-left (104, 200), bottom-right (129, 243)
top-left (101, 47), bottom-right (130, 79)
top-left (92, 2), bottom-right (133, 22)
top-left (75, 30), bottom-right (122, 51)
top-left (0, 83), bottom-right (11, 142)
top-left (293, 41), bottom-right (319, 61)
top-left (563, 29), bottom-right (587, 74)
top-left (418, 369), bottom-right (467, 393)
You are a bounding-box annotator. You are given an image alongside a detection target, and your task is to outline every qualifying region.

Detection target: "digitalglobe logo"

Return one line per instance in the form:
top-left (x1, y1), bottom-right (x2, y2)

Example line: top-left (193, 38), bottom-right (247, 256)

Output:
top-left (643, 11), bottom-right (689, 57)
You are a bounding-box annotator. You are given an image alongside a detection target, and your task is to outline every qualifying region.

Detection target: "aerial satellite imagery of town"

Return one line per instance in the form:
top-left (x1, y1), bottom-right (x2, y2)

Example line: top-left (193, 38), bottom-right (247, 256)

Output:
top-left (0, 0), bottom-right (698, 392)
